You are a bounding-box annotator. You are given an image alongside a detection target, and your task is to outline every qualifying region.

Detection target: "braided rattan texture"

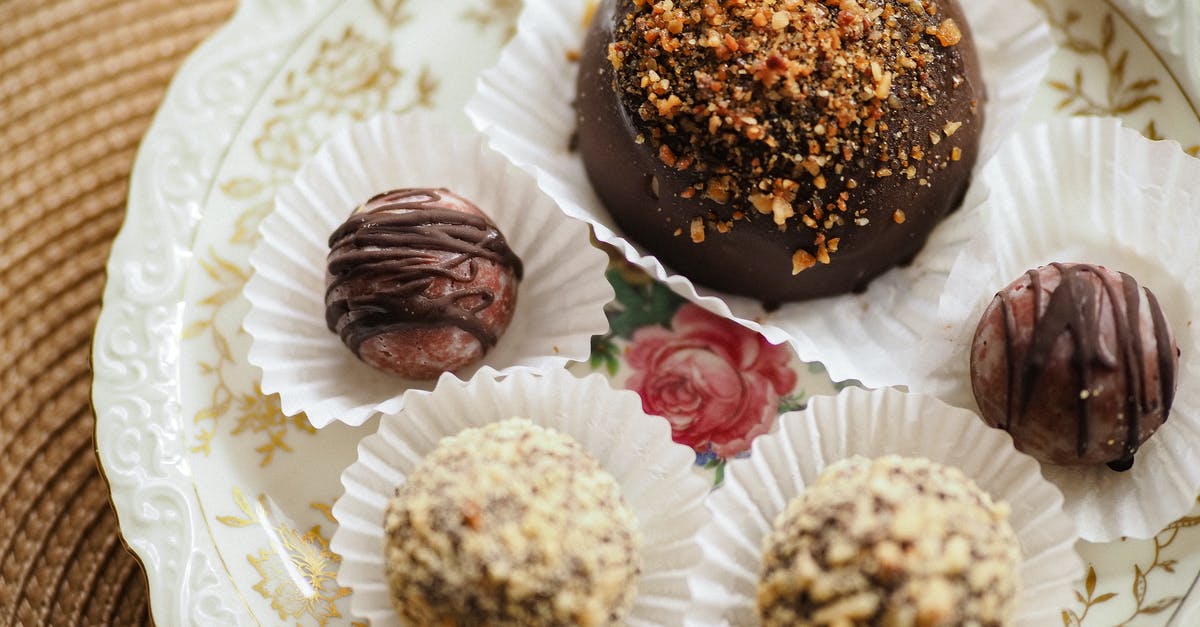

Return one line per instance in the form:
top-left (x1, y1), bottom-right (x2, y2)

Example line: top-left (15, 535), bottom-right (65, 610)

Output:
top-left (0, 1), bottom-right (236, 624)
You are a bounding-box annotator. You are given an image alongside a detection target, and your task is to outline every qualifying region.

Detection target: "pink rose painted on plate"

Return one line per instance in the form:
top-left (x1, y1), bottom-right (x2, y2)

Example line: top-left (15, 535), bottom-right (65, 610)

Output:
top-left (626, 304), bottom-right (797, 457)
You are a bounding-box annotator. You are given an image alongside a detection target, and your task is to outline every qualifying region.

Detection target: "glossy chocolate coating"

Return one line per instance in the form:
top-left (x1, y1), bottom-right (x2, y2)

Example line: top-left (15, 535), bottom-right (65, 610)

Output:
top-left (325, 189), bottom-right (522, 379)
top-left (970, 264), bottom-right (1179, 470)
top-left (576, 0), bottom-right (985, 305)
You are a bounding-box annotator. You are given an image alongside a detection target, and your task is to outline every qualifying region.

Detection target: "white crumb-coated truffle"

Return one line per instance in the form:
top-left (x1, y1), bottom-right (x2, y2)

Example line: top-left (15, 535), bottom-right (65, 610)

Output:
top-left (383, 418), bottom-right (641, 626)
top-left (758, 456), bottom-right (1021, 627)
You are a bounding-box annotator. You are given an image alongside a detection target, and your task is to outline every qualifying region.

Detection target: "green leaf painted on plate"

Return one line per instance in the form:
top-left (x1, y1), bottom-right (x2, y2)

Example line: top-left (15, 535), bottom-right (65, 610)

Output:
top-left (712, 459), bottom-right (726, 486)
top-left (777, 392), bottom-right (807, 414)
top-left (605, 267), bottom-right (685, 339)
top-left (589, 335), bottom-right (621, 376)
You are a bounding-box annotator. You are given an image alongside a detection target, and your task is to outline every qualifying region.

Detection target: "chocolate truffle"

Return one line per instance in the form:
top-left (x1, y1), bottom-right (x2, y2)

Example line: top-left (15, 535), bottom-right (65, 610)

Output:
top-left (758, 456), bottom-right (1020, 627)
top-left (970, 263), bottom-right (1179, 471)
top-left (577, 0), bottom-right (984, 305)
top-left (384, 418), bottom-right (642, 626)
top-left (325, 188), bottom-right (522, 379)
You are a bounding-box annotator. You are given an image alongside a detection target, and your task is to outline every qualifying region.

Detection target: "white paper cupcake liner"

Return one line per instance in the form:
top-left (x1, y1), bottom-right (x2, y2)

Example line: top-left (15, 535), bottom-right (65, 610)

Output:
top-left (687, 387), bottom-right (1082, 626)
top-left (329, 367), bottom-right (713, 627)
top-left (243, 112), bottom-right (613, 428)
top-left (913, 117), bottom-right (1200, 542)
top-left (467, 0), bottom-right (1055, 390)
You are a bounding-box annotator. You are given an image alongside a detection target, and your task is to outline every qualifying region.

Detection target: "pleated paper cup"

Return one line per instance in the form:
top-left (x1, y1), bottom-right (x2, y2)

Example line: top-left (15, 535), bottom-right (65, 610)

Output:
top-left (915, 117), bottom-right (1200, 542)
top-left (243, 112), bottom-right (613, 428)
top-left (467, 0), bottom-right (1055, 390)
top-left (330, 367), bottom-right (712, 627)
top-left (687, 387), bottom-right (1082, 626)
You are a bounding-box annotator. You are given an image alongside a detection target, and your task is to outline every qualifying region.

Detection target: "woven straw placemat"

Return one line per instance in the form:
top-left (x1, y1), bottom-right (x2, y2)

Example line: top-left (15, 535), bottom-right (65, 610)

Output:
top-left (0, 0), bottom-right (235, 624)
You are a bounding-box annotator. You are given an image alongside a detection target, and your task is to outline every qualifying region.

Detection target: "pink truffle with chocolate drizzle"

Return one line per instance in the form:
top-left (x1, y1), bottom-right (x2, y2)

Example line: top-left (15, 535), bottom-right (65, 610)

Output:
top-left (970, 263), bottom-right (1178, 471)
top-left (325, 188), bottom-right (522, 379)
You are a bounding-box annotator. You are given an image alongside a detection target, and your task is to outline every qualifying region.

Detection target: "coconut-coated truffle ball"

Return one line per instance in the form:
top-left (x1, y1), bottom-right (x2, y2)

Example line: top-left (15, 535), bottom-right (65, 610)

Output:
top-left (384, 418), bottom-right (641, 626)
top-left (758, 456), bottom-right (1020, 627)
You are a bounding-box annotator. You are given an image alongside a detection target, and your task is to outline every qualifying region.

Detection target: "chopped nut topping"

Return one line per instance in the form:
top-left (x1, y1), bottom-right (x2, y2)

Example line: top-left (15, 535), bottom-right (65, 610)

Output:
top-left (943, 121), bottom-right (963, 136)
top-left (893, 209), bottom-right (907, 224)
top-left (655, 93), bottom-right (683, 117)
top-left (659, 144), bottom-right (677, 167)
top-left (771, 196), bottom-right (795, 225)
top-left (609, 0), bottom-right (976, 273)
top-left (690, 217), bottom-right (705, 242)
top-left (758, 456), bottom-right (1020, 627)
top-left (929, 18), bottom-right (962, 46)
top-left (750, 193), bottom-right (775, 216)
top-left (771, 10), bottom-right (790, 30)
top-left (792, 249), bottom-right (817, 274)
top-left (385, 419), bottom-right (641, 626)
top-left (815, 242), bottom-right (831, 264)
top-left (875, 70), bottom-right (894, 100)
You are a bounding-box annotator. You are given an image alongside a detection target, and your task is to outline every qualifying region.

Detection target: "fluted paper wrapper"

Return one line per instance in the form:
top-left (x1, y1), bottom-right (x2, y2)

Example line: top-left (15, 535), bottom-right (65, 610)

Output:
top-left (915, 117), bottom-right (1200, 542)
top-left (687, 387), bottom-right (1082, 626)
top-left (467, 0), bottom-right (1054, 389)
top-left (243, 112), bottom-right (613, 428)
top-left (330, 368), bottom-right (712, 627)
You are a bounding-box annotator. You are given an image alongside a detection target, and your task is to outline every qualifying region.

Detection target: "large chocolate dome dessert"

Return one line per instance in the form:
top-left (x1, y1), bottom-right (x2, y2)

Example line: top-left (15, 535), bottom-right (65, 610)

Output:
top-left (576, 0), bottom-right (985, 305)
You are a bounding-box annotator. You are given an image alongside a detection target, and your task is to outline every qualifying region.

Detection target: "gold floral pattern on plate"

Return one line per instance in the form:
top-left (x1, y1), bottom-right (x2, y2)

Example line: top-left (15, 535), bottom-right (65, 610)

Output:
top-left (184, 0), bottom-right (439, 467)
top-left (1067, 503), bottom-right (1200, 625)
top-left (94, 0), bottom-right (1200, 624)
top-left (461, 0), bottom-right (522, 41)
top-left (218, 489), bottom-right (354, 625)
top-left (1033, 0), bottom-right (1200, 156)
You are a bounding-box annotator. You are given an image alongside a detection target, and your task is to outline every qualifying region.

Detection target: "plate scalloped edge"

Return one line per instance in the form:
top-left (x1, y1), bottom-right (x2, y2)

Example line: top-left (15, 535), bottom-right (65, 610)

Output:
top-left (91, 1), bottom-right (331, 625)
top-left (88, 0), bottom-right (1200, 625)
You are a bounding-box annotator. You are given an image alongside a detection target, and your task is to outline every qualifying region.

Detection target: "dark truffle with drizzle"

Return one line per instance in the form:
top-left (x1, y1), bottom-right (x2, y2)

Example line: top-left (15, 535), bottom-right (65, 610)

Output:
top-left (325, 188), bottom-right (522, 379)
top-left (970, 263), bottom-right (1179, 470)
top-left (576, 0), bottom-right (985, 305)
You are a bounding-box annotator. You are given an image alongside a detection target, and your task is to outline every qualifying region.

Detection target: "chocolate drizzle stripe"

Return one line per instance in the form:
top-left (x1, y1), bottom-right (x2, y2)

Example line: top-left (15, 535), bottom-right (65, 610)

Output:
top-left (998, 294), bottom-right (1018, 430)
top-left (325, 189), bottom-right (522, 357)
top-left (1146, 287), bottom-right (1177, 415)
top-left (1120, 273), bottom-right (1149, 412)
top-left (999, 264), bottom-right (1156, 466)
top-left (1102, 272), bottom-right (1142, 467)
